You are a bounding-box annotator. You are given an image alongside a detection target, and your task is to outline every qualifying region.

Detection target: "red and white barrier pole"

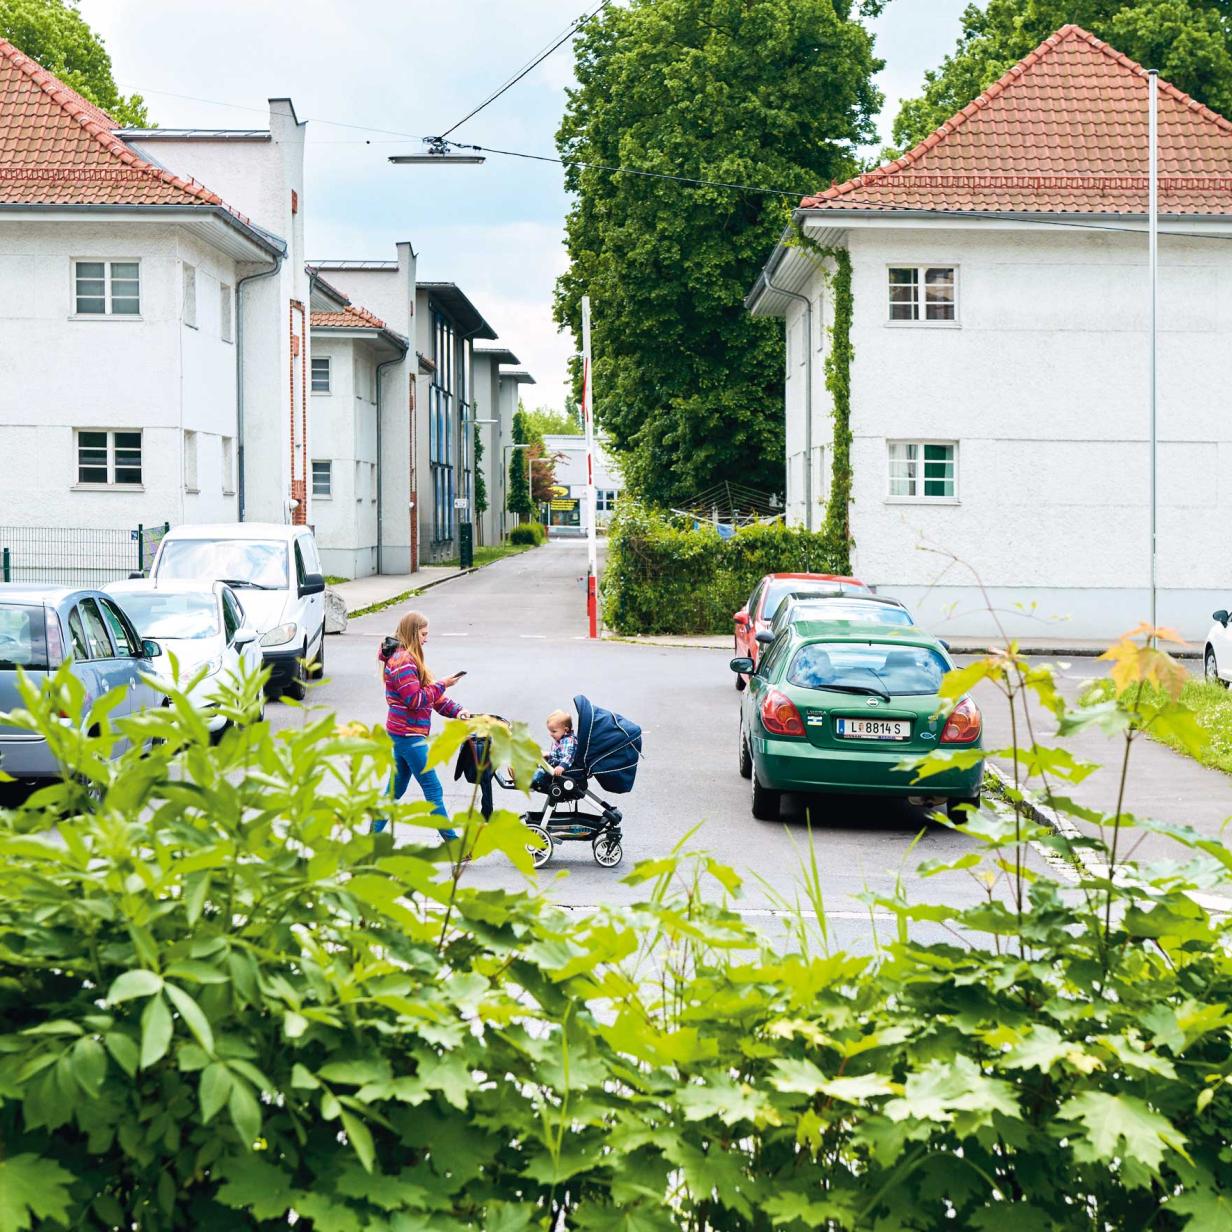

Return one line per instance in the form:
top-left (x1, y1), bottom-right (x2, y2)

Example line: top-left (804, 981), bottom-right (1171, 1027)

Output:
top-left (581, 294), bottom-right (598, 639)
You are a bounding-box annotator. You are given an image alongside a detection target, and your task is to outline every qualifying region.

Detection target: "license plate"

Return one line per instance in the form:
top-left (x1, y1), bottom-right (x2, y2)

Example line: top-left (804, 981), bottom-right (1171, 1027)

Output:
top-left (836, 717), bottom-right (911, 741)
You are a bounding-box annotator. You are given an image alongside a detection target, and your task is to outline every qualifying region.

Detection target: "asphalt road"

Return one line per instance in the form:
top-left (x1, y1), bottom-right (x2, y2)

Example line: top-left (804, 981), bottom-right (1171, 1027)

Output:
top-left (268, 540), bottom-right (1025, 947)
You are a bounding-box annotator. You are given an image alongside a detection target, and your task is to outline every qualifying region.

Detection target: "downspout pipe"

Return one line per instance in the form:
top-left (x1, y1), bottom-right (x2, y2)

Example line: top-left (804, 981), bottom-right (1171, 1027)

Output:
top-left (759, 270), bottom-right (813, 530)
top-left (235, 255), bottom-right (284, 522)
top-left (374, 351), bottom-right (403, 575)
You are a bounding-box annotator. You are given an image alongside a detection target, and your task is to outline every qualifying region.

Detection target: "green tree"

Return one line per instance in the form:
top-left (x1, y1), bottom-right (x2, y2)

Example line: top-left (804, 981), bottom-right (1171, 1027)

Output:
top-left (555, 0), bottom-right (882, 510)
top-left (523, 404), bottom-right (582, 437)
top-left (893, 0), bottom-right (1232, 152)
top-left (473, 425), bottom-right (488, 517)
top-left (1, 0), bottom-right (150, 125)
top-left (507, 409), bottom-right (534, 522)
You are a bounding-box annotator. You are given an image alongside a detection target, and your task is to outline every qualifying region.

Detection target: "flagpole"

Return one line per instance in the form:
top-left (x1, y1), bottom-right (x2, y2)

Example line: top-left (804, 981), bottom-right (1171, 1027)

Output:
top-left (1148, 68), bottom-right (1159, 630)
top-left (581, 295), bottom-right (599, 639)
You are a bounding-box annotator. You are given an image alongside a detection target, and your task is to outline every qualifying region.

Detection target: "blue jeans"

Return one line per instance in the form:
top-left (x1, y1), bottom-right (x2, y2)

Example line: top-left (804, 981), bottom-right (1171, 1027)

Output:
top-left (372, 733), bottom-right (459, 840)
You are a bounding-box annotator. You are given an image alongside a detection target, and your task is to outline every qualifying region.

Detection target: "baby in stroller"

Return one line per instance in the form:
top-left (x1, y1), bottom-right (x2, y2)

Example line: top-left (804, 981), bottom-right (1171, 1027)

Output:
top-left (531, 709), bottom-right (578, 791)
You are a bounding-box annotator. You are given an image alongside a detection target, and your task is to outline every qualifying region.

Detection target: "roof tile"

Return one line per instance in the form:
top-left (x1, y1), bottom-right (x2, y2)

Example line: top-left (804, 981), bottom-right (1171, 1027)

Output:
top-left (804, 25), bottom-right (1232, 216)
top-left (310, 304), bottom-right (388, 330)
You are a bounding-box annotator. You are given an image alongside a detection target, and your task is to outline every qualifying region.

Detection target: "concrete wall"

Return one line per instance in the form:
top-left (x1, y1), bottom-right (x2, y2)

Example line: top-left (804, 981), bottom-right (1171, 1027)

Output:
top-left (0, 220), bottom-right (241, 530)
top-left (779, 222), bottom-right (1232, 641)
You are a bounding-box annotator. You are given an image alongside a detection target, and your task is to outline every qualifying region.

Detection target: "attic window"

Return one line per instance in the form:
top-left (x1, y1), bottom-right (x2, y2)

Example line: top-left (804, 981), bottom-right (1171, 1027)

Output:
top-left (888, 266), bottom-right (956, 323)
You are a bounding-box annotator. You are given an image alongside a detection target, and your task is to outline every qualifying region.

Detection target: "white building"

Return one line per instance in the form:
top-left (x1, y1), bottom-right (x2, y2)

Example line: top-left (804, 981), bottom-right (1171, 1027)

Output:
top-left (542, 433), bottom-right (623, 534)
top-left (307, 269), bottom-right (408, 579)
top-left (472, 349), bottom-right (538, 542)
top-left (747, 24), bottom-right (1232, 641)
top-left (0, 36), bottom-right (311, 535)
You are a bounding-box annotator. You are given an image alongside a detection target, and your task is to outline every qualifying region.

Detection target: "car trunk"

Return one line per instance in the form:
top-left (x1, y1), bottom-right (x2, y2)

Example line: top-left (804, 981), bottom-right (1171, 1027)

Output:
top-left (0, 602), bottom-right (49, 736)
top-left (789, 687), bottom-right (942, 756)
top-left (0, 670), bottom-right (46, 736)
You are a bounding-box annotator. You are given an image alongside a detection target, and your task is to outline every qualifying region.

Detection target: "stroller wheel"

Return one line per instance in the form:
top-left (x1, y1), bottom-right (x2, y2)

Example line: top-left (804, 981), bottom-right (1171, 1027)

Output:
top-left (525, 823), bottom-right (553, 868)
top-left (592, 835), bottom-right (623, 868)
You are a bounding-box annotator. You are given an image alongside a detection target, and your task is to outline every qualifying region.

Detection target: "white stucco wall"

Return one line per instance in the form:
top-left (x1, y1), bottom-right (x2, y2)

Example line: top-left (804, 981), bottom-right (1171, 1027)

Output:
top-left (0, 221), bottom-right (241, 533)
top-left (777, 221), bottom-right (1232, 640)
top-left (543, 433), bottom-right (623, 532)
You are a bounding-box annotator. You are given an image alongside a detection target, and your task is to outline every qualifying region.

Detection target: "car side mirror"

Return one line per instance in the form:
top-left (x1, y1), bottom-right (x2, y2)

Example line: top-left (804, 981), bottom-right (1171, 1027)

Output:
top-left (734, 610), bottom-right (749, 626)
top-left (730, 656), bottom-right (754, 674)
top-left (939, 639), bottom-right (951, 652)
top-left (142, 639), bottom-right (162, 659)
top-left (128, 571), bottom-right (145, 580)
top-left (234, 628), bottom-right (258, 648)
top-left (299, 571), bottom-right (326, 597)
top-left (1215, 610), bottom-right (1230, 627)
top-left (755, 630), bottom-right (775, 645)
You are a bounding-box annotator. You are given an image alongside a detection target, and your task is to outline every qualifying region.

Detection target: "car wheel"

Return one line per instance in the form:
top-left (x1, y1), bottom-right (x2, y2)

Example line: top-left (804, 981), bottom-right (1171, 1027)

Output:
top-left (284, 645), bottom-right (309, 701)
top-left (947, 794), bottom-right (981, 822)
top-left (1205, 648), bottom-right (1227, 688)
top-left (750, 770), bottom-right (780, 821)
top-left (309, 625), bottom-right (326, 678)
top-left (738, 724), bottom-right (752, 779)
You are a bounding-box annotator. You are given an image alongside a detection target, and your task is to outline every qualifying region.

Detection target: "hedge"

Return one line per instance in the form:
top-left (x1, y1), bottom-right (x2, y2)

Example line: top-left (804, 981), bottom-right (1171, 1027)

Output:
top-left (602, 501), bottom-right (846, 634)
top-left (509, 521), bottom-right (546, 546)
top-left (1, 632), bottom-right (1231, 1228)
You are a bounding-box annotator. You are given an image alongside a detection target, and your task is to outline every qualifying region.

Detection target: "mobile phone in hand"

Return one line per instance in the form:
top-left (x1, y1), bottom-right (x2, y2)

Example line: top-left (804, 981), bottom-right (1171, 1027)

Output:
top-left (453, 670), bottom-right (468, 678)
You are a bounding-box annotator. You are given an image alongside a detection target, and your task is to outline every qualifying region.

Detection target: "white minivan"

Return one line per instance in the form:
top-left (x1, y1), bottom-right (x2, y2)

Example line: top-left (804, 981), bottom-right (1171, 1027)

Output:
top-left (148, 524), bottom-right (326, 698)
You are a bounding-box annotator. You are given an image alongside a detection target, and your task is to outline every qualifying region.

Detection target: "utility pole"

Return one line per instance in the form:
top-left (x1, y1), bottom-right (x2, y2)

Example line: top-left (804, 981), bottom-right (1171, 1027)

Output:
top-left (1148, 69), bottom-right (1159, 629)
top-left (581, 295), bottom-right (599, 639)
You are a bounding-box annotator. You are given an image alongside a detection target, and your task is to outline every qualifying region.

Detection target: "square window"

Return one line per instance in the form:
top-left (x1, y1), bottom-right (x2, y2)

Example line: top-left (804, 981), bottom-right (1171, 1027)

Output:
top-left (312, 459), bottom-right (332, 497)
top-left (76, 429), bottom-right (142, 486)
top-left (74, 260), bottom-right (140, 316)
top-left (312, 356), bottom-right (331, 393)
top-left (887, 441), bottom-right (955, 500)
top-left (887, 266), bottom-right (955, 324)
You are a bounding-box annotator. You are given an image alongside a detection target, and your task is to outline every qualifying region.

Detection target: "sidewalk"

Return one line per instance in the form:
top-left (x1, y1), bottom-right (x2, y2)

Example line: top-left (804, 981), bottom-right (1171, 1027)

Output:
top-left (330, 564), bottom-right (474, 615)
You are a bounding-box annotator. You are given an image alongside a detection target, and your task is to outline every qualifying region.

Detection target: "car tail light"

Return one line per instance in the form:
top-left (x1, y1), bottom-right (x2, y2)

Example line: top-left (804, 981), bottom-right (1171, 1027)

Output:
top-left (44, 609), bottom-right (64, 667)
top-left (760, 688), bottom-right (805, 737)
top-left (941, 696), bottom-right (982, 744)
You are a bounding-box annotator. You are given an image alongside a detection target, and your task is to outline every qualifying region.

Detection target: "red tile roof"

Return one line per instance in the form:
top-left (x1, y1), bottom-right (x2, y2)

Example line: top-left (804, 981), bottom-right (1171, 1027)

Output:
top-left (804, 25), bottom-right (1232, 216)
top-left (310, 304), bottom-right (388, 329)
top-left (0, 35), bottom-right (241, 211)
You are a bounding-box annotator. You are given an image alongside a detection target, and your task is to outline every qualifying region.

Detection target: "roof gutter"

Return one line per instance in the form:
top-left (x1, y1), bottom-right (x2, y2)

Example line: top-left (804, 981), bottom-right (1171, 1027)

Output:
top-left (235, 255), bottom-right (284, 521)
top-left (757, 268), bottom-right (814, 531)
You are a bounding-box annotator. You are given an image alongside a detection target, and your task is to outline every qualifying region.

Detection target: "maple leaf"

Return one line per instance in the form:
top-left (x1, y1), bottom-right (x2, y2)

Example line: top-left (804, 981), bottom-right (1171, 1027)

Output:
top-left (0, 1155), bottom-right (75, 1232)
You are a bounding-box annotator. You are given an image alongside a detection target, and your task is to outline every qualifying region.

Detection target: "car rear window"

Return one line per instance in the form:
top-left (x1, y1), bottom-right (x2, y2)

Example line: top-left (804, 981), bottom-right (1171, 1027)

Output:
top-left (0, 604), bottom-right (48, 671)
top-left (763, 580), bottom-right (863, 619)
top-left (784, 601), bottom-right (912, 628)
top-left (788, 642), bottom-right (947, 696)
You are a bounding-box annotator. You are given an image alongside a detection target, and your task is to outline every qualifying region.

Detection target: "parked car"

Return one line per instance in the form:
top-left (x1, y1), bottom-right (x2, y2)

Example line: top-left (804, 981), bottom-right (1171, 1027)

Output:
top-left (148, 523), bottom-right (326, 699)
top-left (733, 572), bottom-right (871, 687)
top-left (1204, 608), bottom-right (1232, 686)
top-left (0, 584), bottom-right (162, 784)
top-left (769, 593), bottom-right (916, 641)
top-left (106, 579), bottom-right (263, 733)
top-left (731, 621), bottom-right (983, 822)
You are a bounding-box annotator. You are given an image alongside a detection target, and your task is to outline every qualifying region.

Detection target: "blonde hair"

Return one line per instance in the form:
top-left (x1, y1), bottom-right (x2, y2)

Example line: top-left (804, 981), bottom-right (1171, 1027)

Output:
top-left (547, 708), bottom-right (572, 731)
top-left (394, 611), bottom-right (433, 685)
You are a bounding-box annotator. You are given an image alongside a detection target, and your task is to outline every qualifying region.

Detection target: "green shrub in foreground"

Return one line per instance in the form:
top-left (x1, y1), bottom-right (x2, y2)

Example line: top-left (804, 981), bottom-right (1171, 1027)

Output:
top-left (602, 501), bottom-right (846, 634)
top-left (1, 634), bottom-right (1231, 1229)
top-left (509, 521), bottom-right (546, 546)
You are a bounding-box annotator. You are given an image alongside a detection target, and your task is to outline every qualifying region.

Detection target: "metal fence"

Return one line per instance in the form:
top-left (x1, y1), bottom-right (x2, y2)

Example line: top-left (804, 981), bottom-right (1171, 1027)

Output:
top-left (0, 523), bottom-right (170, 588)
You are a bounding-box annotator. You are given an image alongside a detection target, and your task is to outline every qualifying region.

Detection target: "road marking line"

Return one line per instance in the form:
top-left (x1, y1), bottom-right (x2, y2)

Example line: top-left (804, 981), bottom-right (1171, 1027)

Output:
top-left (519, 634), bottom-right (547, 639)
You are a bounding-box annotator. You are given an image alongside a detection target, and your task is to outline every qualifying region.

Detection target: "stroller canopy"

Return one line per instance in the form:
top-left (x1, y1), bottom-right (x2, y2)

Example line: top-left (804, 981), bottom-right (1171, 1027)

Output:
top-left (574, 694), bottom-right (642, 794)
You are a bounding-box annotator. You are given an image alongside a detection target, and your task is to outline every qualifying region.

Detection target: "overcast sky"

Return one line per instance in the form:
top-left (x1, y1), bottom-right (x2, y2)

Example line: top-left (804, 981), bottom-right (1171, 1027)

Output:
top-left (82, 0), bottom-right (970, 409)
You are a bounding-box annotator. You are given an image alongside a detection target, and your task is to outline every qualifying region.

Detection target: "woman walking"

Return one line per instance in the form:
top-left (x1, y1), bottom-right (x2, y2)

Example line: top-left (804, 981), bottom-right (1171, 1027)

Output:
top-left (373, 610), bottom-right (469, 840)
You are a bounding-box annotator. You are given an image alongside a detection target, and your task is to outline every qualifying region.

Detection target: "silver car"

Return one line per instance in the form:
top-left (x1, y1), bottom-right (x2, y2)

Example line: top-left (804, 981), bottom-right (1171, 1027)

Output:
top-left (0, 584), bottom-right (162, 783)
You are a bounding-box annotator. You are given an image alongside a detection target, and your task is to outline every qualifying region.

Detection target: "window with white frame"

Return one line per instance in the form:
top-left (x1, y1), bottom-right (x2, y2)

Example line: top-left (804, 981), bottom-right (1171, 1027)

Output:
top-left (312, 356), bottom-right (331, 393)
top-left (184, 430), bottom-right (199, 492)
top-left (595, 489), bottom-right (618, 512)
top-left (888, 266), bottom-right (956, 323)
top-left (888, 441), bottom-right (957, 499)
top-left (182, 263), bottom-right (197, 328)
top-left (220, 284), bottom-right (233, 342)
top-left (312, 459), bottom-right (332, 497)
top-left (74, 260), bottom-right (140, 316)
top-left (76, 429), bottom-right (142, 487)
top-left (222, 436), bottom-right (235, 495)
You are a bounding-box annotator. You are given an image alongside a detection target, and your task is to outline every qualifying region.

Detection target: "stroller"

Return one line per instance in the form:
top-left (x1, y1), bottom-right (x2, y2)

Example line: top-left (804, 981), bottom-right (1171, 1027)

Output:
top-left (493, 694), bottom-right (642, 869)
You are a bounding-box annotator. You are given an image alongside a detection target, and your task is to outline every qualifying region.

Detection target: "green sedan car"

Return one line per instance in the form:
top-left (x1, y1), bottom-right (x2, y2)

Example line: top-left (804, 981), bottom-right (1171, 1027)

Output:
top-left (731, 621), bottom-right (984, 821)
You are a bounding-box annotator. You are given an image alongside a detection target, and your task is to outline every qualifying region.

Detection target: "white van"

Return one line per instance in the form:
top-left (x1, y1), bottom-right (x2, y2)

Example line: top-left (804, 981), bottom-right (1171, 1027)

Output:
top-left (149, 523), bottom-right (326, 698)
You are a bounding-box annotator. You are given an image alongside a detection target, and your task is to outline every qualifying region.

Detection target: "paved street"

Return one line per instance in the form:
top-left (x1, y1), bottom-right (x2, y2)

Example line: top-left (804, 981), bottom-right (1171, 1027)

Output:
top-left (269, 541), bottom-right (1040, 947)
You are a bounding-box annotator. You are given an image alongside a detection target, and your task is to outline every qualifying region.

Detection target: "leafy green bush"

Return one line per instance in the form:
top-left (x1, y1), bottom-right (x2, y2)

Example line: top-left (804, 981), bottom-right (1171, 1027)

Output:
top-left (2, 631), bottom-right (1232, 1229)
top-left (602, 501), bottom-right (845, 634)
top-left (509, 521), bottom-right (546, 546)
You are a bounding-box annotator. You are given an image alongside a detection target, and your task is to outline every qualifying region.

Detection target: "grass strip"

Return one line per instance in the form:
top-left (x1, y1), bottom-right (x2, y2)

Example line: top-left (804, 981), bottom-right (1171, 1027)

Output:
top-left (439, 543), bottom-right (535, 569)
top-left (349, 588), bottom-right (422, 620)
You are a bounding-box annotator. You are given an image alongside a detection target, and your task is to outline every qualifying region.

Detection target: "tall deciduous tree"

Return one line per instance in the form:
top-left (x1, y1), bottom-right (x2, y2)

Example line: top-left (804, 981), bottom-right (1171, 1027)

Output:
top-left (507, 410), bottom-right (534, 522)
top-left (1, 0), bottom-right (150, 125)
top-left (555, 0), bottom-right (882, 509)
top-left (893, 0), bottom-right (1232, 152)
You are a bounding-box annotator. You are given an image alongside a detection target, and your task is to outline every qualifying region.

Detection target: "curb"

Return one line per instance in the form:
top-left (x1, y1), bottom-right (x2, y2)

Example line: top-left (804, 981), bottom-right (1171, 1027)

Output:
top-left (343, 567), bottom-right (479, 622)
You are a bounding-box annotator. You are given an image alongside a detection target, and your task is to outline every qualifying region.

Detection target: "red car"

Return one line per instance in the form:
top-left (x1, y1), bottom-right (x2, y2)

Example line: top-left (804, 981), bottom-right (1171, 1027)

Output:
top-left (732, 572), bottom-right (870, 688)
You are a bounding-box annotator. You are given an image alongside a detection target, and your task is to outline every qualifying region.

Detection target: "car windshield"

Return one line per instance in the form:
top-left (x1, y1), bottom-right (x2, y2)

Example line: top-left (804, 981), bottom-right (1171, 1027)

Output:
top-left (763, 580), bottom-right (862, 619)
top-left (0, 604), bottom-right (48, 670)
top-left (156, 539), bottom-right (288, 588)
top-left (787, 642), bottom-right (948, 696)
top-left (784, 601), bottom-right (912, 628)
top-left (115, 592), bottom-right (219, 640)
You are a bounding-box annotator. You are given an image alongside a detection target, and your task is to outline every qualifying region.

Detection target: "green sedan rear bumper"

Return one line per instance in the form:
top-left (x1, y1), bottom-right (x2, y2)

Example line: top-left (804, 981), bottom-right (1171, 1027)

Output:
top-left (753, 734), bottom-right (983, 798)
